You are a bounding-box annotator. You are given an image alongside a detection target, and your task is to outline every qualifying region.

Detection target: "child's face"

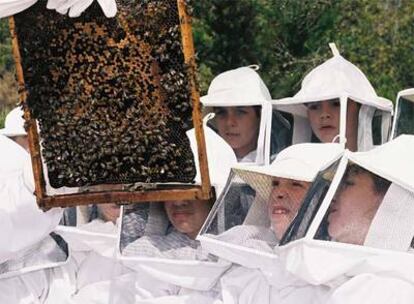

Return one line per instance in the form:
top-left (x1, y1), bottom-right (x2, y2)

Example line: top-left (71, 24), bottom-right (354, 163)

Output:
top-left (328, 171), bottom-right (383, 245)
top-left (307, 100), bottom-right (340, 143)
top-left (213, 106), bottom-right (260, 159)
top-left (267, 177), bottom-right (310, 240)
top-left (307, 99), bottom-right (360, 151)
top-left (164, 199), bottom-right (211, 239)
top-left (98, 203), bottom-right (120, 223)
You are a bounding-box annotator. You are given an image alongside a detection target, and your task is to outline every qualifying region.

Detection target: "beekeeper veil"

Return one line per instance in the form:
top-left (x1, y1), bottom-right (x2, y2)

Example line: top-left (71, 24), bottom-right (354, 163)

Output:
top-left (201, 65), bottom-right (290, 165)
top-left (278, 135), bottom-right (414, 285)
top-left (391, 88), bottom-right (414, 139)
top-left (272, 43), bottom-right (393, 152)
top-left (116, 126), bottom-right (236, 291)
top-left (0, 135), bottom-right (67, 279)
top-left (198, 142), bottom-right (343, 271)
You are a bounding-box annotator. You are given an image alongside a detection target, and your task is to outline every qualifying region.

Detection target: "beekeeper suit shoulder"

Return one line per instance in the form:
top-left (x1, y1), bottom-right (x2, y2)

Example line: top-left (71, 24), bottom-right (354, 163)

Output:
top-left (0, 263), bottom-right (76, 304)
top-left (213, 224), bottom-right (278, 253)
top-left (55, 214), bottom-right (133, 301)
top-left (326, 273), bottom-right (414, 304)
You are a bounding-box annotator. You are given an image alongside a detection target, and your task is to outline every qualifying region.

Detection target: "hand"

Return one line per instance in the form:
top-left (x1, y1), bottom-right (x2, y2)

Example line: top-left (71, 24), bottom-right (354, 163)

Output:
top-left (47, 0), bottom-right (117, 18)
top-left (0, 0), bottom-right (38, 18)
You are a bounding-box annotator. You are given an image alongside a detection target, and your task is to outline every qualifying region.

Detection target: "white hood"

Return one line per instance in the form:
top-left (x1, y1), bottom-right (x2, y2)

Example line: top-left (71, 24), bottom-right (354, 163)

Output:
top-left (275, 44), bottom-right (391, 112)
top-left (234, 142), bottom-right (344, 183)
top-left (272, 44), bottom-right (393, 151)
top-left (0, 106), bottom-right (26, 137)
top-left (188, 125), bottom-right (237, 196)
top-left (198, 143), bottom-right (344, 271)
top-left (0, 134), bottom-right (63, 267)
top-left (201, 66), bottom-right (274, 165)
top-left (279, 135), bottom-right (414, 286)
top-left (200, 66), bottom-right (271, 107)
top-left (293, 53), bottom-right (378, 105)
top-left (347, 135), bottom-right (414, 193)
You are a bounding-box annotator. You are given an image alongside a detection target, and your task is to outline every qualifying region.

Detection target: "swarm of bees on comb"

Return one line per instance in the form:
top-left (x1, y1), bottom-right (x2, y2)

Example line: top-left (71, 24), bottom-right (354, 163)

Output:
top-left (14, 0), bottom-right (196, 188)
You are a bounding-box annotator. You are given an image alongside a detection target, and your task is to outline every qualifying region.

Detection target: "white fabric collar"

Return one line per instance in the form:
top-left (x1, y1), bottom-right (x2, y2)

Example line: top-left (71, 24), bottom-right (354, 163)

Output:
top-left (238, 150), bottom-right (257, 163)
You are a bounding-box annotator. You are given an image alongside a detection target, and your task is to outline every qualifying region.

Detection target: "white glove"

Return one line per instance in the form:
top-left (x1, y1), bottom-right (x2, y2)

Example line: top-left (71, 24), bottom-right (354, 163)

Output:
top-left (47, 0), bottom-right (82, 15)
top-left (46, 0), bottom-right (66, 9)
top-left (0, 0), bottom-right (38, 18)
top-left (68, 0), bottom-right (94, 17)
top-left (47, 0), bottom-right (117, 18)
top-left (97, 0), bottom-right (117, 18)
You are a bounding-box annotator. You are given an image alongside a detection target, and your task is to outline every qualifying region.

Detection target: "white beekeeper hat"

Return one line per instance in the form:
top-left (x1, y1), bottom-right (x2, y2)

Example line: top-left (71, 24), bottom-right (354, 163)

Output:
top-left (201, 66), bottom-right (275, 165)
top-left (197, 142), bottom-right (343, 270)
top-left (200, 66), bottom-right (271, 107)
top-left (0, 107), bottom-right (27, 137)
top-left (188, 124), bottom-right (238, 196)
top-left (273, 43), bottom-right (393, 151)
top-left (278, 135), bottom-right (414, 286)
top-left (237, 142), bottom-right (344, 226)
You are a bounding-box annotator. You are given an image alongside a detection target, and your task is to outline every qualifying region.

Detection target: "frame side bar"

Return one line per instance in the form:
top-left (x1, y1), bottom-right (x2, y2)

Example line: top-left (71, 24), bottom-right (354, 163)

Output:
top-left (9, 16), bottom-right (47, 206)
top-left (177, 0), bottom-right (212, 200)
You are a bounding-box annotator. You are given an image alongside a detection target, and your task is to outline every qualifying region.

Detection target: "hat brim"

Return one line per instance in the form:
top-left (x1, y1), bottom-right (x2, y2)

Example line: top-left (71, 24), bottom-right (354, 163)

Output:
top-left (0, 129), bottom-right (27, 137)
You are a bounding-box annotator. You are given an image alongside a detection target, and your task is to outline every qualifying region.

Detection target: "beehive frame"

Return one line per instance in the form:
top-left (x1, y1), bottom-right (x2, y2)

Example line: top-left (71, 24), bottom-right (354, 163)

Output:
top-left (9, 0), bottom-right (212, 208)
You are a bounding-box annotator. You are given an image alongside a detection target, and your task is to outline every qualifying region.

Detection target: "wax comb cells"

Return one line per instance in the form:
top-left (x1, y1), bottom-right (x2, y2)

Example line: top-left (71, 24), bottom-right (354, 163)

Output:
top-left (15, 0), bottom-right (196, 188)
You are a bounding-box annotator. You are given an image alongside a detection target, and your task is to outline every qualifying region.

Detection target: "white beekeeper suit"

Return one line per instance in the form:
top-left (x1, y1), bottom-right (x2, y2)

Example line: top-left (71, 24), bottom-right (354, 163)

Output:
top-left (390, 88), bottom-right (414, 139)
top-left (197, 142), bottom-right (344, 304)
top-left (0, 134), bottom-right (77, 303)
top-left (0, 0), bottom-right (117, 18)
top-left (201, 66), bottom-right (290, 165)
top-left (277, 135), bottom-right (414, 304)
top-left (273, 43), bottom-right (393, 152)
top-left (55, 214), bottom-right (133, 303)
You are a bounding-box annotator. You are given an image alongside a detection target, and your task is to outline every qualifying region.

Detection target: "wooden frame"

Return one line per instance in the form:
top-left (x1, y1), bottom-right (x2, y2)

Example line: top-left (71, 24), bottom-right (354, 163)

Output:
top-left (9, 0), bottom-right (212, 208)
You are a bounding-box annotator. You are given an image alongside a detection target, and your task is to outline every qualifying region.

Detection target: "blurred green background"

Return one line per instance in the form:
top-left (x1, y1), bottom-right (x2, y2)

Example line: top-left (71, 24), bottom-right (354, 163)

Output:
top-left (1, 0), bottom-right (414, 127)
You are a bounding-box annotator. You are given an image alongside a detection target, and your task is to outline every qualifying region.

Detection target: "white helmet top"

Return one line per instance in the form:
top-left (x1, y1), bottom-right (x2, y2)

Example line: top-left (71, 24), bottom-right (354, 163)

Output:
top-left (275, 44), bottom-right (392, 117)
top-left (235, 142), bottom-right (344, 184)
top-left (279, 135), bottom-right (414, 286)
top-left (201, 66), bottom-right (271, 107)
top-left (272, 44), bottom-right (393, 151)
top-left (188, 125), bottom-right (238, 196)
top-left (0, 107), bottom-right (27, 138)
top-left (296, 44), bottom-right (378, 104)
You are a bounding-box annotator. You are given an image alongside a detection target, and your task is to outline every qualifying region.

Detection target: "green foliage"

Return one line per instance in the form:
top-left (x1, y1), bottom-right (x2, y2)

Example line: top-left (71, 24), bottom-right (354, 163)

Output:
top-left (193, 0), bottom-right (272, 94)
top-left (0, 20), bottom-right (13, 72)
top-left (0, 108), bottom-right (6, 128)
top-left (1, 2), bottom-right (413, 104)
top-left (193, 0), bottom-right (414, 101)
top-left (0, 18), bottom-right (17, 116)
top-left (329, 1), bottom-right (414, 100)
